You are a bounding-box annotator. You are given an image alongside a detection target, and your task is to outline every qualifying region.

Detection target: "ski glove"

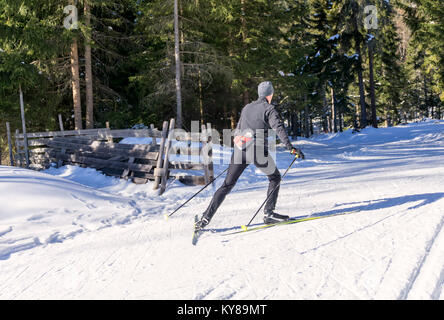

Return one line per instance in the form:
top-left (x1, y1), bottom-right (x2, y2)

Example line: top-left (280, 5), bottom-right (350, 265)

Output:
top-left (290, 147), bottom-right (305, 159)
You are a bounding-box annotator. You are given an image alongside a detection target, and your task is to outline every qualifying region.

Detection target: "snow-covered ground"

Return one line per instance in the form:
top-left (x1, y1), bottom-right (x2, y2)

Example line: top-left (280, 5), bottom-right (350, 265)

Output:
top-left (0, 119), bottom-right (443, 299)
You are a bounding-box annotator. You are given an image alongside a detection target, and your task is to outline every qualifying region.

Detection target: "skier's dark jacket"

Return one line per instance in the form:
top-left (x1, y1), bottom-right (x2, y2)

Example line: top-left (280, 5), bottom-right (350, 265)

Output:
top-left (234, 97), bottom-right (293, 151)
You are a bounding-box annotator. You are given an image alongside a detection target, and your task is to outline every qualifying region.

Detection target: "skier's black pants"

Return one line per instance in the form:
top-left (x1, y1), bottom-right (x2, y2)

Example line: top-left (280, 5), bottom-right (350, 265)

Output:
top-left (203, 148), bottom-right (281, 222)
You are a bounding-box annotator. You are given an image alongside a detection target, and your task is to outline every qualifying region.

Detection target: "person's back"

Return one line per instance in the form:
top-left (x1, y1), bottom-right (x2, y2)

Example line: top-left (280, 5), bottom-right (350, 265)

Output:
top-left (235, 94), bottom-right (292, 152)
top-left (237, 99), bottom-right (270, 132)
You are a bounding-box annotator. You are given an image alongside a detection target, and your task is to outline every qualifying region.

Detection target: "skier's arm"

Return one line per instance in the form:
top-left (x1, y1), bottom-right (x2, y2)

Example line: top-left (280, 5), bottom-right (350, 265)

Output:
top-left (265, 106), bottom-right (293, 150)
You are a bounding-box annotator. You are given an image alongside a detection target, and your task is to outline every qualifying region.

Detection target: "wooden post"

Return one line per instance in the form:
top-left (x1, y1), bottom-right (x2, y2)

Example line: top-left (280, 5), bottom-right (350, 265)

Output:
top-left (6, 122), bottom-right (14, 166)
top-left (150, 124), bottom-right (157, 146)
top-left (14, 129), bottom-right (22, 167)
top-left (206, 122), bottom-right (214, 183)
top-left (57, 148), bottom-right (66, 168)
top-left (19, 85), bottom-right (30, 168)
top-left (201, 124), bottom-right (211, 185)
top-left (153, 120), bottom-right (168, 190)
top-left (105, 121), bottom-right (113, 143)
top-left (159, 118), bottom-right (175, 195)
top-left (58, 114), bottom-right (64, 132)
top-left (121, 157), bottom-right (135, 180)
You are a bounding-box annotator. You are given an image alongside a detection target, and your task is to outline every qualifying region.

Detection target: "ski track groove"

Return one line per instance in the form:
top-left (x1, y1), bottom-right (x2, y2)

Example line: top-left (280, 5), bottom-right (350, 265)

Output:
top-left (288, 236), bottom-right (363, 299)
top-left (13, 266), bottom-right (56, 299)
top-left (399, 215), bottom-right (444, 300)
top-left (299, 209), bottom-right (407, 256)
top-left (431, 265), bottom-right (444, 300)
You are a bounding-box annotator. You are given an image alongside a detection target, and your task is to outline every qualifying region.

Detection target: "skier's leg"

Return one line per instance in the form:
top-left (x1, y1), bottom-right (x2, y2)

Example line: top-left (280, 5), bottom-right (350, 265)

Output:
top-left (201, 154), bottom-right (248, 224)
top-left (253, 146), bottom-right (289, 224)
top-left (255, 156), bottom-right (281, 212)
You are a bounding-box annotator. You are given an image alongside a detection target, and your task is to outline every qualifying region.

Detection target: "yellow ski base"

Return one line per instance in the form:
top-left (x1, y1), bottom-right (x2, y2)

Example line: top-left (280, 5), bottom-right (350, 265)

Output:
top-left (225, 210), bottom-right (360, 236)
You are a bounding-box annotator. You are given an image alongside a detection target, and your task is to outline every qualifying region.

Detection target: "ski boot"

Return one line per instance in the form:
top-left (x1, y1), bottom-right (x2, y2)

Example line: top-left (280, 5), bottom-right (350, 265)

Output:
top-left (263, 209), bottom-right (290, 224)
top-left (195, 216), bottom-right (210, 232)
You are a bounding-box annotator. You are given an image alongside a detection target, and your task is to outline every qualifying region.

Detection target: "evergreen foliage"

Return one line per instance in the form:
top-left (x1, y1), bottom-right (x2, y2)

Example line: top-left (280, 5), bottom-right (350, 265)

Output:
top-left (1, 0), bottom-right (442, 162)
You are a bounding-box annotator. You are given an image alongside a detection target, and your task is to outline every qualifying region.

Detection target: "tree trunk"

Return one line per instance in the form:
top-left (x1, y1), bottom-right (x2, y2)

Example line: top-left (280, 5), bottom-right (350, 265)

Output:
top-left (304, 96), bottom-right (310, 138)
top-left (310, 116), bottom-right (314, 135)
top-left (339, 105), bottom-right (343, 132)
top-left (320, 80), bottom-right (328, 133)
top-left (423, 74), bottom-right (429, 118)
top-left (352, 2), bottom-right (366, 129)
top-left (368, 40), bottom-right (377, 128)
top-left (354, 104), bottom-right (359, 130)
top-left (230, 109), bottom-right (237, 130)
top-left (299, 111), bottom-right (303, 137)
top-left (331, 87), bottom-right (337, 133)
top-left (356, 44), bottom-right (367, 129)
top-left (291, 112), bottom-right (297, 139)
top-left (70, 38), bottom-right (82, 130)
top-left (243, 89), bottom-right (250, 106)
top-left (240, 0), bottom-right (250, 107)
top-left (84, 1), bottom-right (94, 129)
top-left (174, 0), bottom-right (183, 128)
top-left (179, 0), bottom-right (185, 78)
top-left (198, 69), bottom-right (204, 125)
top-left (223, 101), bottom-right (229, 128)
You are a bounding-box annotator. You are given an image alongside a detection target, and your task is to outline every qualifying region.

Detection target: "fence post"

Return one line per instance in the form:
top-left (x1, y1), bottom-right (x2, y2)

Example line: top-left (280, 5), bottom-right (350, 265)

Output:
top-left (105, 121), bottom-right (113, 143)
top-left (58, 114), bottom-right (65, 133)
top-left (19, 85), bottom-right (29, 168)
top-left (201, 124), bottom-right (211, 185)
top-left (57, 148), bottom-right (66, 168)
top-left (153, 120), bottom-right (168, 190)
top-left (206, 122), bottom-right (215, 184)
top-left (6, 122), bottom-right (14, 166)
top-left (14, 129), bottom-right (22, 167)
top-left (150, 124), bottom-right (157, 146)
top-left (159, 118), bottom-right (175, 195)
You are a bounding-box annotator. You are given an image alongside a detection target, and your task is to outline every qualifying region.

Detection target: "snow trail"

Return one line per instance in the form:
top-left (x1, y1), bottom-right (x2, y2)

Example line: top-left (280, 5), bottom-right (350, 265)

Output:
top-left (0, 120), bottom-right (443, 299)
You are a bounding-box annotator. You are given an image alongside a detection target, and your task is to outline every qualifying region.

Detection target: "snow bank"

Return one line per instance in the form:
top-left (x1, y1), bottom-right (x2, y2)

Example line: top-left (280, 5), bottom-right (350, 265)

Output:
top-left (0, 166), bottom-right (141, 260)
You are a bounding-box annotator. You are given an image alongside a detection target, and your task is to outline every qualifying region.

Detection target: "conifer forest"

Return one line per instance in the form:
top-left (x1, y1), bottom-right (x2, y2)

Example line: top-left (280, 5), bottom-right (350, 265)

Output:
top-left (1, 0), bottom-right (443, 162)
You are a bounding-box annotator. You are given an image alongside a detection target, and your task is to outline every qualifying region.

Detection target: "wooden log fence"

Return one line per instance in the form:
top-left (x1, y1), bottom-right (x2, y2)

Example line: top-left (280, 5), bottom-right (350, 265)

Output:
top-left (12, 118), bottom-right (214, 195)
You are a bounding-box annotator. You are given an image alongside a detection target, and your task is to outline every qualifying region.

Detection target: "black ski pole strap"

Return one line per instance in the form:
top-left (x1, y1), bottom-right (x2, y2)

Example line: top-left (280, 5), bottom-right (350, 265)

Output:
top-left (245, 156), bottom-right (299, 227)
top-left (167, 167), bottom-right (229, 218)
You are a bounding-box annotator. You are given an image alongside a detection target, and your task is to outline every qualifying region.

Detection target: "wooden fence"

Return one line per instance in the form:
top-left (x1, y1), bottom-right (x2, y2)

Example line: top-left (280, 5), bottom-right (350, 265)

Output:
top-left (10, 119), bottom-right (214, 195)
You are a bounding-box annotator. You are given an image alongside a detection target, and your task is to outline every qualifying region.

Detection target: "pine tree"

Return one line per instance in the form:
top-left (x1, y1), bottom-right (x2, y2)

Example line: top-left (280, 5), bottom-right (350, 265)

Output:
top-left (333, 0), bottom-right (368, 128)
top-left (376, 0), bottom-right (405, 126)
top-left (84, 0), bottom-right (94, 129)
top-left (0, 0), bottom-right (72, 131)
top-left (398, 0), bottom-right (443, 119)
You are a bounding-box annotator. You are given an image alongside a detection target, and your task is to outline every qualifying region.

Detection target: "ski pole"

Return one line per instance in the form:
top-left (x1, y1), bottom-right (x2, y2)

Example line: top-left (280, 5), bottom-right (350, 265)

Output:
top-left (165, 167), bottom-right (229, 220)
top-left (242, 155), bottom-right (300, 230)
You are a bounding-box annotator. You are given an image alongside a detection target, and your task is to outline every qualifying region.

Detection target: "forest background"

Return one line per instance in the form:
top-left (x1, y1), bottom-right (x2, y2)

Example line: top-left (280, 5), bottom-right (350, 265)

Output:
top-left (0, 0), bottom-right (442, 163)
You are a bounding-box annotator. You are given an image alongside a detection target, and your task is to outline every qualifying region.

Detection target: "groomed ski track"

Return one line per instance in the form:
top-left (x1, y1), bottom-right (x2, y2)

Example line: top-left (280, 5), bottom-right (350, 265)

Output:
top-left (0, 120), bottom-right (443, 299)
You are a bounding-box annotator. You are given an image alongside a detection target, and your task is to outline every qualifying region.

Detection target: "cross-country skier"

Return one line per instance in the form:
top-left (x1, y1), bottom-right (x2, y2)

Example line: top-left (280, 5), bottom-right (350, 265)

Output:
top-left (195, 81), bottom-right (304, 231)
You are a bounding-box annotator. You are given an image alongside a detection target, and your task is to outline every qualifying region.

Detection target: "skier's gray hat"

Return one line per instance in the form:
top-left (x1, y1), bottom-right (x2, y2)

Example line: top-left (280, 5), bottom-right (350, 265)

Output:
top-left (258, 81), bottom-right (274, 98)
